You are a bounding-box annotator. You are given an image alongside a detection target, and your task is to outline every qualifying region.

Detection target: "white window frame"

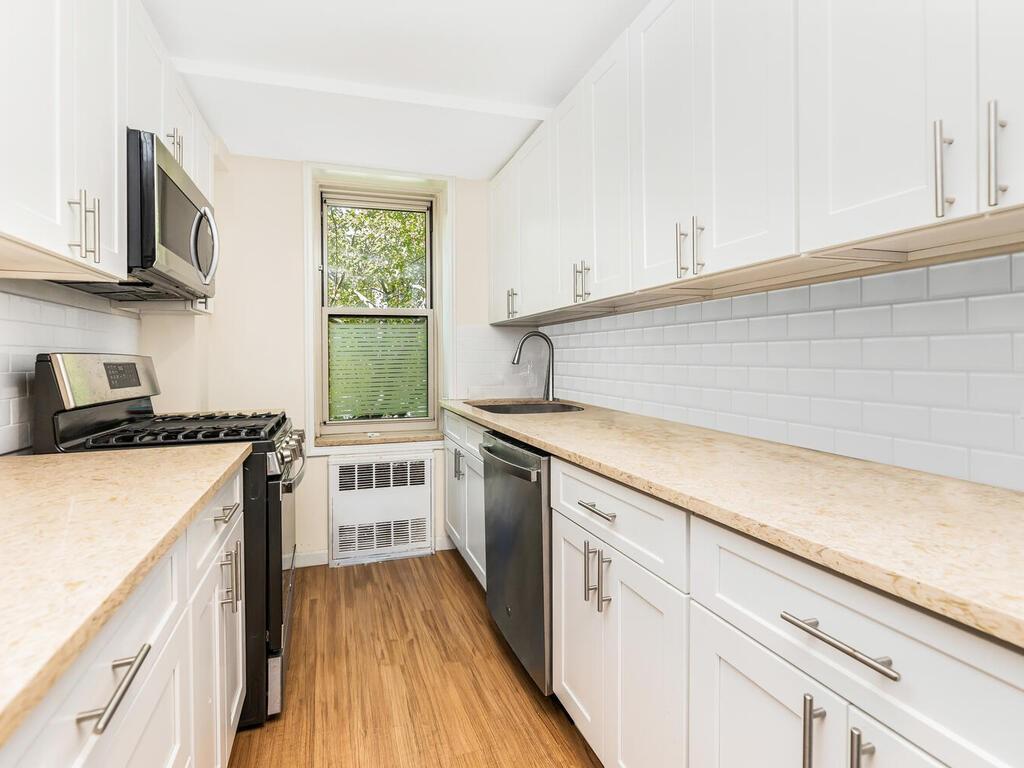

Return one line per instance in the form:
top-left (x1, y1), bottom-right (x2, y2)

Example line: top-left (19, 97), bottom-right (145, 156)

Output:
top-left (316, 190), bottom-right (439, 436)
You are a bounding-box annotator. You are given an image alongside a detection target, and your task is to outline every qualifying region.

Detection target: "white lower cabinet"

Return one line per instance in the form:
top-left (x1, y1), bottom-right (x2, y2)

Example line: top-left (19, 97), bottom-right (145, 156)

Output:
top-left (848, 707), bottom-right (946, 768)
top-left (690, 603), bottom-right (847, 768)
top-left (444, 437), bottom-right (486, 588)
top-left (552, 511), bottom-right (687, 766)
top-left (191, 510), bottom-right (246, 768)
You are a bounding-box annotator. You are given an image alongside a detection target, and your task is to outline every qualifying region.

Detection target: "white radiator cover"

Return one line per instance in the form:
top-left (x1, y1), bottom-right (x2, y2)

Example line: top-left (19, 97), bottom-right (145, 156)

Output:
top-left (329, 453), bottom-right (434, 566)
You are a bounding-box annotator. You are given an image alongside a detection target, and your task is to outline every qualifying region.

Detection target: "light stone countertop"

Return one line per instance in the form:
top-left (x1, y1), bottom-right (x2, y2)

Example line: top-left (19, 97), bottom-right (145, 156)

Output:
top-left (0, 443), bottom-right (251, 747)
top-left (442, 398), bottom-right (1024, 651)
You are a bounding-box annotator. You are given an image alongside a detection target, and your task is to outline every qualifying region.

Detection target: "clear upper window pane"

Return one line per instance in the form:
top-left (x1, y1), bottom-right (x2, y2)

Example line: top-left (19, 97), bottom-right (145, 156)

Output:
top-left (327, 315), bottom-right (429, 421)
top-left (324, 205), bottom-right (428, 308)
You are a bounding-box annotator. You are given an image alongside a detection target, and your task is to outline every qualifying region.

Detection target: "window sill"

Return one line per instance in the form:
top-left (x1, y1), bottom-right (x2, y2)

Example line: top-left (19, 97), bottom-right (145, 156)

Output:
top-left (314, 430), bottom-right (444, 448)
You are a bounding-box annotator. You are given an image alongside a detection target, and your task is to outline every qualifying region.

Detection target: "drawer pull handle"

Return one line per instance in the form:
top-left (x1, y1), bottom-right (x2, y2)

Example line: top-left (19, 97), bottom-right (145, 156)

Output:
top-left (214, 502), bottom-right (240, 524)
top-left (802, 694), bottom-right (826, 768)
top-left (596, 549), bottom-right (612, 612)
top-left (849, 727), bottom-right (875, 767)
top-left (220, 549), bottom-right (238, 612)
top-left (578, 500), bottom-right (616, 523)
top-left (781, 612), bottom-right (901, 681)
top-left (583, 540), bottom-right (598, 602)
top-left (234, 538), bottom-right (243, 609)
top-left (76, 643), bottom-right (151, 734)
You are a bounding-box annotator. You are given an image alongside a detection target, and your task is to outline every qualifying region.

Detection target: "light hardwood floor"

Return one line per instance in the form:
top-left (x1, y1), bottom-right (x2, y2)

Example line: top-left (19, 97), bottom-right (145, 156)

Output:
top-left (228, 550), bottom-right (601, 768)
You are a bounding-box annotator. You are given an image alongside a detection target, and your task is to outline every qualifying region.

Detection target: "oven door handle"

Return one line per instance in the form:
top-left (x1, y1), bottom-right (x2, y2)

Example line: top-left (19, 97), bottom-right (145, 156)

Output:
top-left (282, 453), bottom-right (306, 492)
top-left (189, 206), bottom-right (220, 286)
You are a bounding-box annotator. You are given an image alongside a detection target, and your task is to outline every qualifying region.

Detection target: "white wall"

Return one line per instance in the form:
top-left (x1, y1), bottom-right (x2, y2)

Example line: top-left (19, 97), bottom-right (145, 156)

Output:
top-left (543, 253), bottom-right (1024, 491)
top-left (0, 283), bottom-right (139, 454)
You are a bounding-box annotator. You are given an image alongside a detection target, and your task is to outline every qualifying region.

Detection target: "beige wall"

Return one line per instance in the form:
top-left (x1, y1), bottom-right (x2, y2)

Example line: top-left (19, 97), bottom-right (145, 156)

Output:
top-left (141, 156), bottom-right (496, 564)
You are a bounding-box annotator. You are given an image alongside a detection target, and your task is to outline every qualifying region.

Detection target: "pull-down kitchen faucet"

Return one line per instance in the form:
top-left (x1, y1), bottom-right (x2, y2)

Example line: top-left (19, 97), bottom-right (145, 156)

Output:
top-left (511, 331), bottom-right (556, 401)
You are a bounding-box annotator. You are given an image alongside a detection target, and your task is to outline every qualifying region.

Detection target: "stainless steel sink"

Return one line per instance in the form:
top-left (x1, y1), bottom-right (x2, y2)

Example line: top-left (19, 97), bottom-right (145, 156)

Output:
top-left (468, 401), bottom-right (584, 415)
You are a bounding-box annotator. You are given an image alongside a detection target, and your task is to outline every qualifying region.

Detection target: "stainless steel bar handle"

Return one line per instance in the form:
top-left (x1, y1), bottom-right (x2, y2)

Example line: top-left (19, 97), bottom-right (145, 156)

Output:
top-left (453, 448), bottom-right (464, 479)
top-left (849, 728), bottom-right (875, 768)
top-left (933, 120), bottom-right (955, 218)
top-left (583, 540), bottom-right (598, 601)
top-left (91, 196), bottom-right (101, 263)
top-left (166, 128), bottom-right (179, 162)
top-left (596, 550), bottom-right (612, 612)
top-left (988, 100), bottom-right (1009, 206)
top-left (802, 693), bottom-right (826, 768)
top-left (234, 538), bottom-right (243, 610)
top-left (581, 260), bottom-right (591, 300)
top-left (76, 644), bottom-right (151, 734)
top-left (510, 289), bottom-right (518, 318)
top-left (479, 444), bottom-right (540, 482)
top-left (68, 189), bottom-right (88, 257)
top-left (177, 133), bottom-right (184, 165)
top-left (691, 215), bottom-right (705, 275)
top-left (572, 262), bottom-right (582, 303)
top-left (781, 612), bottom-right (901, 681)
top-left (578, 500), bottom-right (616, 523)
top-left (214, 502), bottom-right (241, 524)
top-left (675, 221), bottom-right (689, 279)
top-left (506, 288), bottom-right (511, 319)
top-left (220, 549), bottom-right (236, 609)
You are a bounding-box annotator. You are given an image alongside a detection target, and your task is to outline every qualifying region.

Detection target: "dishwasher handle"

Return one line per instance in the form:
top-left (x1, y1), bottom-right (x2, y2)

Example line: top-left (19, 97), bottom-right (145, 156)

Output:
top-left (480, 444), bottom-right (540, 483)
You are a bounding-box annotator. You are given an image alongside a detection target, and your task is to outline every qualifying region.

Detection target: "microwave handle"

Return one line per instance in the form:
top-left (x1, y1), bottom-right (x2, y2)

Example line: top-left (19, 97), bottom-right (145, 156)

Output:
top-left (189, 206), bottom-right (220, 286)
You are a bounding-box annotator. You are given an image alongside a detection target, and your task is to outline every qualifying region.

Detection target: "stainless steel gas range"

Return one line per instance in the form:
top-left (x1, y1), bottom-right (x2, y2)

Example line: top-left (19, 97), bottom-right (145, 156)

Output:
top-left (31, 352), bottom-right (304, 728)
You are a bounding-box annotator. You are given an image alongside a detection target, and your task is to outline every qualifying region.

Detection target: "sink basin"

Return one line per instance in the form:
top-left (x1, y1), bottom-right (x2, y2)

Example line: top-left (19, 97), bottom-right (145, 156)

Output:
top-left (468, 401), bottom-right (584, 415)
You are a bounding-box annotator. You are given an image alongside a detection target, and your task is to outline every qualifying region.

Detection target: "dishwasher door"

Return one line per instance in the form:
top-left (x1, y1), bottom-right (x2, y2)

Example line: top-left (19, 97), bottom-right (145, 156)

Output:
top-left (481, 431), bottom-right (552, 695)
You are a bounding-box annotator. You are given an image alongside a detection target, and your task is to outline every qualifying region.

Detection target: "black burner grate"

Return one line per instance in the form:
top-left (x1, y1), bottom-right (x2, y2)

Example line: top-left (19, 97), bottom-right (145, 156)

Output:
top-left (84, 411), bottom-right (286, 448)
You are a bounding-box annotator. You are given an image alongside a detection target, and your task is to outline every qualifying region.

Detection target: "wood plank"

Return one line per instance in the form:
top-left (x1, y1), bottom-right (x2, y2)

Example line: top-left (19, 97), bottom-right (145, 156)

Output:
top-left (228, 552), bottom-right (601, 768)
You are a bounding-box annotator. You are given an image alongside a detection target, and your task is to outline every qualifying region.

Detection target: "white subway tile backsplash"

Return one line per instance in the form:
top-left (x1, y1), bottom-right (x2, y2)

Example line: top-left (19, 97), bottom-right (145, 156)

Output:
top-left (892, 299), bottom-right (966, 334)
top-left (542, 254), bottom-right (1024, 492)
top-left (929, 255), bottom-right (1011, 298)
top-left (861, 268), bottom-right (927, 304)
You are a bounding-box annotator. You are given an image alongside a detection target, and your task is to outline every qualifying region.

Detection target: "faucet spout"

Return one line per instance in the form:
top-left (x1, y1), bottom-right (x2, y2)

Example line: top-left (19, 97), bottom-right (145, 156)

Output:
top-left (511, 331), bottom-right (556, 401)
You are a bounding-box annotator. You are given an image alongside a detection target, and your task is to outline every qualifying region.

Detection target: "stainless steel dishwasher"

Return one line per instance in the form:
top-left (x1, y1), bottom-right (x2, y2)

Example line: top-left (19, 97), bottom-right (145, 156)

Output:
top-left (481, 431), bottom-right (552, 695)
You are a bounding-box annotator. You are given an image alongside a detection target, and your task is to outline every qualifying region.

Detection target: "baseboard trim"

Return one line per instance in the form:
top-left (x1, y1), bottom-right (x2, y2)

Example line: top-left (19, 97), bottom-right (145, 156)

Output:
top-left (434, 534), bottom-right (455, 551)
top-left (290, 549), bottom-right (329, 569)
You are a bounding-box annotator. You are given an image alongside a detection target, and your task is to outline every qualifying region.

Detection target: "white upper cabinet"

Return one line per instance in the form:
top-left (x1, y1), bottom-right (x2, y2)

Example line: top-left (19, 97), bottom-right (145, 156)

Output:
top-left (629, 0), bottom-right (697, 290)
top-left (693, 0), bottom-right (797, 274)
top-left (587, 31), bottom-right (631, 300)
top-left (0, 0), bottom-right (74, 269)
top-left (125, 0), bottom-right (165, 137)
top-left (978, 0), bottom-right (1024, 211)
top-left (164, 69), bottom-right (197, 175)
top-left (517, 124), bottom-right (556, 316)
top-left (72, 0), bottom-right (127, 277)
top-left (551, 84), bottom-right (594, 307)
top-left (488, 161), bottom-right (521, 322)
top-left (798, 0), bottom-right (977, 252)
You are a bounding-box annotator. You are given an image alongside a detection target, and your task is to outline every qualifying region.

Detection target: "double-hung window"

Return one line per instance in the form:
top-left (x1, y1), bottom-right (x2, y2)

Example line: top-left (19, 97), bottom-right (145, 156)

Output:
top-left (319, 192), bottom-right (435, 435)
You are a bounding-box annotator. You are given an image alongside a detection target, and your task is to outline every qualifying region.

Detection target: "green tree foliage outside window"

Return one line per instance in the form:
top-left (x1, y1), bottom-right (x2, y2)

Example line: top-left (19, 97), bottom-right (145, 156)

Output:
top-left (323, 204), bottom-right (430, 422)
top-left (324, 206), bottom-right (427, 308)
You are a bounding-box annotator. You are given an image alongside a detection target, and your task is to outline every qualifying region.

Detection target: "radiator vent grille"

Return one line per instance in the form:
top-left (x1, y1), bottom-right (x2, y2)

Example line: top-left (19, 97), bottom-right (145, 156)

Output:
top-left (337, 460), bottom-right (426, 492)
top-left (330, 455), bottom-right (432, 566)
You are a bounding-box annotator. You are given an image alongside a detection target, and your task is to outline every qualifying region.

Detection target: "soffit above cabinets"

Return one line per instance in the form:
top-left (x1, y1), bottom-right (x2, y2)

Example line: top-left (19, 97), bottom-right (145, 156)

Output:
top-left (140, 0), bottom-right (649, 178)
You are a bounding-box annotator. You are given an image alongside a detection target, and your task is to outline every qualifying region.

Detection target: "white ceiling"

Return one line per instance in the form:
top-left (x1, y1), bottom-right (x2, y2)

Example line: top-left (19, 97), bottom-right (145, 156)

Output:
top-left (142, 0), bottom-right (648, 179)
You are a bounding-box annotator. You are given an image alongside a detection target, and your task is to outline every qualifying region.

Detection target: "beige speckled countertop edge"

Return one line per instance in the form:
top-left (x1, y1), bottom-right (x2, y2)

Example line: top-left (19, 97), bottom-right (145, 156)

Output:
top-left (441, 399), bottom-right (1024, 651)
top-left (0, 444), bottom-right (251, 749)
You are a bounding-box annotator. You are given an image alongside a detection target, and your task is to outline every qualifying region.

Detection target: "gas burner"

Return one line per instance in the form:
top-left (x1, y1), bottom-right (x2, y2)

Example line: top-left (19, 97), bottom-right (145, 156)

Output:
top-left (83, 411), bottom-right (288, 449)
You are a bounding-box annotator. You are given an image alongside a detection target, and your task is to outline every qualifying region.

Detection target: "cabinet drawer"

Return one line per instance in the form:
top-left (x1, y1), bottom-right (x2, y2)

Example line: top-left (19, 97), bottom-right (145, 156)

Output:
top-left (464, 421), bottom-right (485, 460)
top-left (551, 458), bottom-right (688, 592)
top-left (4, 538), bottom-right (186, 768)
top-left (442, 411), bottom-right (467, 444)
top-left (185, 469), bottom-right (242, 597)
top-left (691, 518), bottom-right (1024, 768)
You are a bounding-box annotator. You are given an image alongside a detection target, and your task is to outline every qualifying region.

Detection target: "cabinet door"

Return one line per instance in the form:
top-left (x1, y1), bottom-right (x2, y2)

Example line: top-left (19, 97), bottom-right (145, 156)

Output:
top-left (71, 0), bottom-right (126, 278)
top-left (552, 513), bottom-right (605, 755)
top-left (601, 547), bottom-right (687, 767)
top-left (517, 124), bottom-right (556, 316)
top-left (694, 0), bottom-right (796, 274)
top-left (978, 0), bottom-right (1024, 210)
top-left (552, 84), bottom-right (593, 307)
top-left (848, 708), bottom-right (947, 767)
top-left (798, 0), bottom-right (976, 252)
top-left (193, 119), bottom-right (216, 203)
top-left (488, 162), bottom-right (520, 323)
top-left (0, 0), bottom-right (73, 261)
top-left (191, 542), bottom-right (225, 768)
top-left (462, 452), bottom-right (486, 588)
top-left (444, 441), bottom-right (467, 550)
top-left (220, 516), bottom-right (246, 758)
top-left (125, 0), bottom-right (164, 135)
top-left (690, 603), bottom-right (848, 767)
top-left (164, 70), bottom-right (195, 173)
top-left (88, 613), bottom-right (192, 768)
top-left (629, 0), bottom-right (696, 290)
top-left (587, 31), bottom-right (631, 300)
